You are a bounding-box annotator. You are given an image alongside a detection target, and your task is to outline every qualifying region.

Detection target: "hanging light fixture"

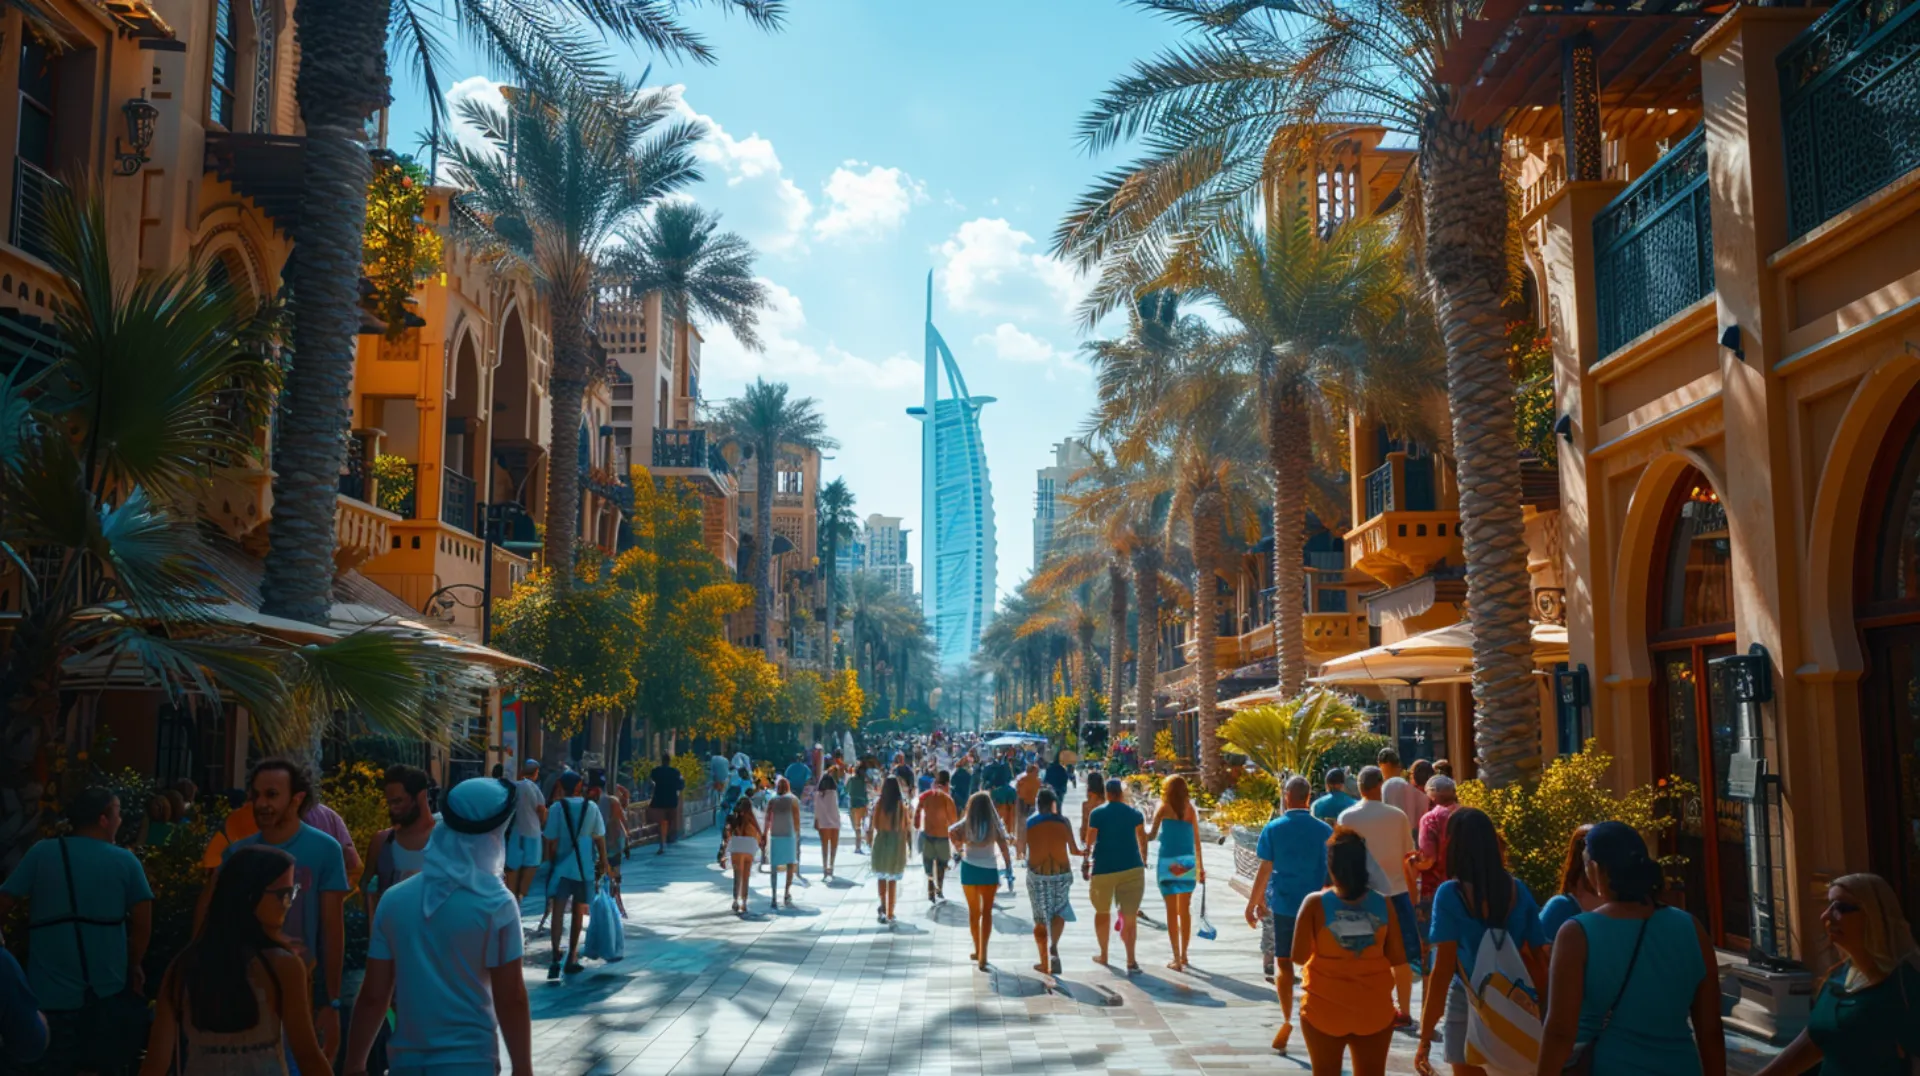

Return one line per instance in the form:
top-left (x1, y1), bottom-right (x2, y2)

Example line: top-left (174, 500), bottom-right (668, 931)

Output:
top-left (114, 91), bottom-right (158, 176)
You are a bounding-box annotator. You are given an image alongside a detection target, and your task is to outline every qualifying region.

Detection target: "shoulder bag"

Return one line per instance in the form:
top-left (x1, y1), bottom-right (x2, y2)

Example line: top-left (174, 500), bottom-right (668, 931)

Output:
top-left (56, 837), bottom-right (150, 1073)
top-left (1562, 914), bottom-right (1651, 1076)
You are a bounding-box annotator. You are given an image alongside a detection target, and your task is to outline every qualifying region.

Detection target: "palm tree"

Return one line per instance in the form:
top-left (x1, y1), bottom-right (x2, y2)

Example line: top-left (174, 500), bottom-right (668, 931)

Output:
top-left (261, 0), bottom-right (782, 626)
top-left (1059, 0), bottom-right (1543, 785)
top-left (605, 202), bottom-right (771, 347)
top-left (845, 571), bottom-right (934, 723)
top-left (1107, 349), bottom-right (1267, 792)
top-left (1150, 207), bottom-right (1442, 698)
top-left (442, 70), bottom-right (705, 590)
top-left (712, 380), bottom-right (838, 662)
top-left (815, 477), bottom-right (858, 670)
top-left (0, 191), bottom-right (465, 868)
top-left (1014, 576), bottom-right (1103, 732)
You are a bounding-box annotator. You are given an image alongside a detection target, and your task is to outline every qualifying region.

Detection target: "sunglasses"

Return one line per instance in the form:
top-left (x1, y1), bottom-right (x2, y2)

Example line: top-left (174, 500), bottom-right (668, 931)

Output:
top-left (266, 883), bottom-right (303, 905)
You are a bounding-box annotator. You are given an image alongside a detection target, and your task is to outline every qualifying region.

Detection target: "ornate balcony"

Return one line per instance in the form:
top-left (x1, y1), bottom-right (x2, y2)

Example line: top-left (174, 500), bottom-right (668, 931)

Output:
top-left (1780, 0), bottom-right (1920, 238)
top-left (650, 427), bottom-right (732, 495)
top-left (1593, 126), bottom-right (1713, 358)
top-left (335, 494), bottom-right (400, 571)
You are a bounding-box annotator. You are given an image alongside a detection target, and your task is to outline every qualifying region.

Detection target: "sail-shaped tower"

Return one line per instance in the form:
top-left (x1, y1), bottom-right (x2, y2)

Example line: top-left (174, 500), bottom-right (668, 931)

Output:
top-left (908, 273), bottom-right (996, 673)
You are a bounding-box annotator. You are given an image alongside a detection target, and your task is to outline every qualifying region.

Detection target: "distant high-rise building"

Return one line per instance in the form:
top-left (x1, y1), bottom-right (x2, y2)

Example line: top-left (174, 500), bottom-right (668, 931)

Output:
top-left (1033, 437), bottom-right (1093, 570)
top-left (909, 272), bottom-right (996, 673)
top-left (860, 513), bottom-right (915, 598)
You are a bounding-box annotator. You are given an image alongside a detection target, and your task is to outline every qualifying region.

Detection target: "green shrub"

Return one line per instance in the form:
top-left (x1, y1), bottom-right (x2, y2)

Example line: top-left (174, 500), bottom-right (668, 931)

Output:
top-left (1235, 769), bottom-right (1282, 807)
top-left (1313, 732), bottom-right (1392, 791)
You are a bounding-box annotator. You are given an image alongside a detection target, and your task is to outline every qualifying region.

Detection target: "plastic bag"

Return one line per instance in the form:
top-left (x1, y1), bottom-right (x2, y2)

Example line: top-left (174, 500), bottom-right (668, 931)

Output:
top-left (1196, 882), bottom-right (1217, 940)
top-left (581, 878), bottom-right (625, 962)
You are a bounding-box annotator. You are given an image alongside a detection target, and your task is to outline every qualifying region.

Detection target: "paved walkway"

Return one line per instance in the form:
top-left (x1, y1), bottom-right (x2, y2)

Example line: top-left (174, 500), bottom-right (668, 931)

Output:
top-left (513, 790), bottom-right (1783, 1075)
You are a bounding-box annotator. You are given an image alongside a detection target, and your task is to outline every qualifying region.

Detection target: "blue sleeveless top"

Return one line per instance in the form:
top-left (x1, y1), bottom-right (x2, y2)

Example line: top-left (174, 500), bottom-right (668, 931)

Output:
top-left (1572, 907), bottom-right (1706, 1076)
top-left (1156, 818), bottom-right (1195, 859)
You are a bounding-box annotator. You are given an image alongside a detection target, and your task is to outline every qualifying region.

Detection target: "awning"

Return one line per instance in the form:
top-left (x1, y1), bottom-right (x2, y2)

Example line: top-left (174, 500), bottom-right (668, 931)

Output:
top-left (1222, 686), bottom-right (1284, 711)
top-left (329, 603), bottom-right (544, 671)
top-left (1364, 573), bottom-right (1468, 627)
top-left (1313, 621), bottom-right (1569, 687)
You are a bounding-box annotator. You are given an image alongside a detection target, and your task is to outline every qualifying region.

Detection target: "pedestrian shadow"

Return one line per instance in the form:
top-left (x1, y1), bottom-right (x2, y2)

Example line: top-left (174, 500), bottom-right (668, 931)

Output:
top-left (991, 909), bottom-right (1035, 934)
top-left (822, 876), bottom-right (860, 889)
top-left (774, 901), bottom-right (824, 917)
top-left (886, 920), bottom-right (927, 935)
top-left (1181, 965), bottom-right (1276, 1001)
top-left (1122, 972), bottom-right (1228, 1008)
top-left (1043, 977), bottom-right (1125, 1008)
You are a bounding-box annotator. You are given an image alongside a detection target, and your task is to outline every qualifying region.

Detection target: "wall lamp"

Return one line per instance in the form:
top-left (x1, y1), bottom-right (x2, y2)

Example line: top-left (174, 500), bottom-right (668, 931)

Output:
top-left (1720, 323), bottom-right (1746, 362)
top-left (1553, 413), bottom-right (1574, 443)
top-left (114, 91), bottom-right (158, 176)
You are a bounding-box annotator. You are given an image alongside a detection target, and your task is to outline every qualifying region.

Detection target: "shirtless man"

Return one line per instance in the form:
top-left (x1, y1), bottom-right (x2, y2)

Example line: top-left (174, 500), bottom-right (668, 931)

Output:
top-left (914, 770), bottom-right (959, 902)
top-left (1013, 763), bottom-right (1043, 863)
top-left (1024, 787), bottom-right (1084, 977)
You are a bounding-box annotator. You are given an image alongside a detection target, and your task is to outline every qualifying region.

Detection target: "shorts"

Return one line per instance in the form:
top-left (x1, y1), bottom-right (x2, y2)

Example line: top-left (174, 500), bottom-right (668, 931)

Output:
top-left (1443, 976), bottom-right (1469, 1065)
top-left (769, 835), bottom-right (798, 867)
top-left (728, 836), bottom-right (760, 857)
top-left (960, 861), bottom-right (1000, 887)
top-left (1269, 913), bottom-right (1297, 959)
top-left (990, 785), bottom-right (1017, 805)
top-left (1389, 891), bottom-right (1423, 973)
top-left (1088, 867), bottom-right (1145, 916)
top-left (920, 836), bottom-right (952, 866)
top-left (549, 875), bottom-right (590, 907)
top-left (1027, 870), bottom-right (1075, 923)
top-left (506, 834), bottom-right (543, 870)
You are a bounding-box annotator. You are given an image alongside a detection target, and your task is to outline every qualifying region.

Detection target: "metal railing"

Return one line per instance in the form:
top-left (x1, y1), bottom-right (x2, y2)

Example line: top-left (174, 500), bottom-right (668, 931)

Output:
top-left (652, 426), bottom-right (710, 469)
top-left (339, 449), bottom-right (368, 502)
top-left (1593, 125), bottom-right (1713, 358)
top-left (443, 469), bottom-right (476, 533)
top-left (11, 160), bottom-right (61, 264)
top-left (1365, 460), bottom-right (1395, 518)
top-left (1779, 0), bottom-right (1920, 238)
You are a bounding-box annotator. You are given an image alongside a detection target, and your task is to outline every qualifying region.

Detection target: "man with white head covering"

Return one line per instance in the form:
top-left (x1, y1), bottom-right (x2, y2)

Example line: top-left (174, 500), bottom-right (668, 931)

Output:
top-left (344, 777), bottom-right (533, 1076)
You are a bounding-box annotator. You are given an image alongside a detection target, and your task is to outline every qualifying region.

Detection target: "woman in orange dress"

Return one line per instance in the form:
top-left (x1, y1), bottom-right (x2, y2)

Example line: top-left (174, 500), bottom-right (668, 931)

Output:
top-left (1289, 826), bottom-right (1409, 1076)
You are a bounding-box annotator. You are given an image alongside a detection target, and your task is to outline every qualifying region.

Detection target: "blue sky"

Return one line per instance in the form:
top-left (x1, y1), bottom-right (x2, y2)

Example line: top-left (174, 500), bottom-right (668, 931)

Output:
top-left (391, 0), bottom-right (1182, 607)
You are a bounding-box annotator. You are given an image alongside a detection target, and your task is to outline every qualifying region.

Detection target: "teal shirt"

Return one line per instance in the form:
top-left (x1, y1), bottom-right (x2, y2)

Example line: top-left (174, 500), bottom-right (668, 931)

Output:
top-left (1572, 908), bottom-right (1705, 1076)
top-left (1087, 802), bottom-right (1145, 875)
top-left (0, 836), bottom-right (152, 1011)
top-left (1806, 961), bottom-right (1920, 1076)
top-left (1311, 790), bottom-right (1357, 824)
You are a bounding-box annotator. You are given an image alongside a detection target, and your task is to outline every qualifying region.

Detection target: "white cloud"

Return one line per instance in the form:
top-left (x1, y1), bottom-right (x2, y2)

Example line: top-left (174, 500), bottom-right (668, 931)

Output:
top-left (813, 162), bottom-right (926, 241)
top-left (668, 87), bottom-right (813, 256)
top-left (936, 218), bottom-right (1086, 321)
top-left (438, 77), bottom-right (508, 179)
top-left (702, 278), bottom-right (920, 390)
top-left (974, 323), bottom-right (1058, 364)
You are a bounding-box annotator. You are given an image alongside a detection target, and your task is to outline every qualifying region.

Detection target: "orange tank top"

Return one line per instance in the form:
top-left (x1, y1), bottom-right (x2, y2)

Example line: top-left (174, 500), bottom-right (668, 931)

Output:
top-left (1300, 888), bottom-right (1396, 1037)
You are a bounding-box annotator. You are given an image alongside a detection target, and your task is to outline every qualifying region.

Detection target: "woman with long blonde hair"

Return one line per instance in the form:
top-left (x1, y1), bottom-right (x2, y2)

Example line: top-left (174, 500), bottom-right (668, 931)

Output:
top-left (1754, 872), bottom-right (1919, 1076)
top-left (948, 790), bottom-right (1012, 971)
top-left (1147, 774), bottom-right (1205, 971)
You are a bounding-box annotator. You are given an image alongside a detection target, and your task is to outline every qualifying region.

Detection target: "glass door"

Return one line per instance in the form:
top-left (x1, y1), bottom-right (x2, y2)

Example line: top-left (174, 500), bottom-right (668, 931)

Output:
top-left (1654, 640), bottom-right (1749, 946)
top-left (1862, 625), bottom-right (1920, 926)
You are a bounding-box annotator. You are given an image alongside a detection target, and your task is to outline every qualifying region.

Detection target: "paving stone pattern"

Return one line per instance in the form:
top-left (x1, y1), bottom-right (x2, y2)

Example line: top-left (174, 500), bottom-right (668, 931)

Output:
top-left (515, 787), bottom-right (1781, 1075)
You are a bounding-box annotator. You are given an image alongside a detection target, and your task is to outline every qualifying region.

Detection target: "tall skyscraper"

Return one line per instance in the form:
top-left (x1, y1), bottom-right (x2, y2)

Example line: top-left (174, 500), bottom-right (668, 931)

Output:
top-left (909, 272), bottom-right (996, 673)
top-left (860, 513), bottom-right (914, 598)
top-left (1033, 437), bottom-right (1093, 570)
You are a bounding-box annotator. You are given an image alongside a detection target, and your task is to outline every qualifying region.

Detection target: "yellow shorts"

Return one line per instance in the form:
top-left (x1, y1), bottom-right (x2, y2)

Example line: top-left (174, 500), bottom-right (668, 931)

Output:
top-left (1088, 867), bottom-right (1145, 916)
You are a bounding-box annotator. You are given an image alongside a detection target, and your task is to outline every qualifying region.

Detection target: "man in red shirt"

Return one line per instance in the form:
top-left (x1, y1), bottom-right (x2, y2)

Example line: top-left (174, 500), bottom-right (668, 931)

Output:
top-left (1407, 775), bottom-right (1457, 937)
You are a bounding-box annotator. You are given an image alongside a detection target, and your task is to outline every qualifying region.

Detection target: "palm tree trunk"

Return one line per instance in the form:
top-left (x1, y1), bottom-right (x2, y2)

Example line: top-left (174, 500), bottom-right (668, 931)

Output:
top-left (1107, 559), bottom-right (1129, 725)
top-left (1132, 545), bottom-right (1161, 768)
top-left (260, 0), bottom-right (390, 626)
top-left (754, 450), bottom-right (776, 663)
top-left (543, 286), bottom-right (593, 591)
top-left (1270, 392), bottom-right (1311, 697)
top-left (1077, 621), bottom-right (1097, 732)
top-left (1424, 114), bottom-right (1538, 787)
top-left (1193, 494), bottom-right (1226, 793)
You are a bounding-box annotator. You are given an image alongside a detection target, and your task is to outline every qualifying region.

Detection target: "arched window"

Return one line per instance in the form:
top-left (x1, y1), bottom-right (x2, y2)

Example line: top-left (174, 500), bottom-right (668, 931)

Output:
top-left (1658, 479), bottom-right (1733, 631)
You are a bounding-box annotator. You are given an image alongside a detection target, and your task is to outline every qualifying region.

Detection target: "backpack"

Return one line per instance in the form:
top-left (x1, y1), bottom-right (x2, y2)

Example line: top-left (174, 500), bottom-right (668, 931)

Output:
top-left (1459, 897), bottom-right (1544, 1076)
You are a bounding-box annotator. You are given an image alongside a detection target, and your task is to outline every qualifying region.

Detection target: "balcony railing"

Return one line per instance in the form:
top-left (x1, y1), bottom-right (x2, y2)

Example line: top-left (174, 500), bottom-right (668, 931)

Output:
top-left (1779, 0), bottom-right (1920, 238)
top-left (1305, 551), bottom-right (1346, 571)
top-left (11, 160), bottom-right (61, 264)
top-left (652, 427), bottom-right (710, 469)
top-left (1593, 126), bottom-right (1713, 358)
top-left (1365, 460), bottom-right (1395, 519)
top-left (339, 448), bottom-right (369, 502)
top-left (442, 469), bottom-right (476, 534)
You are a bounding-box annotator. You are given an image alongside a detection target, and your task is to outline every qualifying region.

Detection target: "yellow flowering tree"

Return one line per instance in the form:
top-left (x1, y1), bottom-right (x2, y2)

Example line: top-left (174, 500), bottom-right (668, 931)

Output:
top-left (491, 553), bottom-right (647, 739)
top-left (361, 157), bottom-right (443, 338)
top-left (821, 668), bottom-right (865, 730)
top-left (1456, 742), bottom-right (1695, 899)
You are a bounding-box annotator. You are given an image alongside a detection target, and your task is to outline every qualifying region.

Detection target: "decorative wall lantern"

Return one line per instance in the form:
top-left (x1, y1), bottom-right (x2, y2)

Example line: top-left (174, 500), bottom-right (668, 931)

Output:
top-left (114, 91), bottom-right (158, 176)
top-left (1710, 643), bottom-right (1774, 704)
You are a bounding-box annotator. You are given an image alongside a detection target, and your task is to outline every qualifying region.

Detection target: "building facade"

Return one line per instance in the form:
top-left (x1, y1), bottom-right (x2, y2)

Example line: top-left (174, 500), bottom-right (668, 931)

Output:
top-left (860, 513), bottom-right (914, 598)
top-left (1033, 437), bottom-right (1093, 570)
top-left (913, 272), bottom-right (996, 673)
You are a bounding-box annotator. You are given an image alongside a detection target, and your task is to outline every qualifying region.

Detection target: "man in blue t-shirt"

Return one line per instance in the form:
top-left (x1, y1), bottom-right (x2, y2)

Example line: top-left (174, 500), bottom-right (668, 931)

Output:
top-left (1311, 767), bottom-right (1358, 823)
top-left (541, 771), bottom-right (607, 979)
top-left (782, 754), bottom-right (812, 802)
top-left (204, 758), bottom-right (350, 1064)
top-left (1083, 778), bottom-right (1148, 971)
top-left (1245, 775), bottom-right (1331, 1050)
top-left (0, 787), bottom-right (152, 1072)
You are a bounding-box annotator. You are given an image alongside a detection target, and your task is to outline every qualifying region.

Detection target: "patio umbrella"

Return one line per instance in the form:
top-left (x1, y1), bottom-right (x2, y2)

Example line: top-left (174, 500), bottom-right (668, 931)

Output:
top-left (1311, 621), bottom-right (1570, 687)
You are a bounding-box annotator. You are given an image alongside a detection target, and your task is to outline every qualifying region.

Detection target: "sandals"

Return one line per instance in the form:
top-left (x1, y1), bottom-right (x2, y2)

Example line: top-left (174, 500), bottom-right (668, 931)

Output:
top-left (564, 962), bottom-right (585, 976)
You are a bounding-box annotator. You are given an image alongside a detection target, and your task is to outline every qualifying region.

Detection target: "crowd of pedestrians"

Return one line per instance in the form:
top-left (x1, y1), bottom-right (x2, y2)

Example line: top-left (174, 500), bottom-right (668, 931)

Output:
top-left (3, 733), bottom-right (1919, 1076)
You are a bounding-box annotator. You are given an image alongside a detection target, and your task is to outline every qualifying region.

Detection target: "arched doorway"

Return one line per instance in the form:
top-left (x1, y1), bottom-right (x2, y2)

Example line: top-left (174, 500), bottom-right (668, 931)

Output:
top-left (1855, 386), bottom-right (1920, 925)
top-left (1647, 466), bottom-right (1749, 947)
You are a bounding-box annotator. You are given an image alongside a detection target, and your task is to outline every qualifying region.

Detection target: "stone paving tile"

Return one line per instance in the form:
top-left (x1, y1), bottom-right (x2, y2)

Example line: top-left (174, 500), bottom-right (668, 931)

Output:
top-left (512, 790), bottom-right (1783, 1075)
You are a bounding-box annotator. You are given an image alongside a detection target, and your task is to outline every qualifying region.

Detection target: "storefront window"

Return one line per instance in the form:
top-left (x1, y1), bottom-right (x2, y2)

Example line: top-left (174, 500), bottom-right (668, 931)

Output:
top-left (1396, 698), bottom-right (1447, 763)
top-left (1660, 481), bottom-right (1733, 630)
